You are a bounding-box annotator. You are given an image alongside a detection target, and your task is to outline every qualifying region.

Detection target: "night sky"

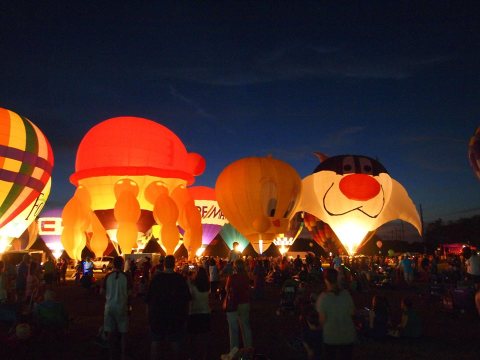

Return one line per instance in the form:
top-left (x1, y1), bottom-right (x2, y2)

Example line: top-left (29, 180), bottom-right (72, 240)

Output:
top-left (1, 2), bottom-right (480, 239)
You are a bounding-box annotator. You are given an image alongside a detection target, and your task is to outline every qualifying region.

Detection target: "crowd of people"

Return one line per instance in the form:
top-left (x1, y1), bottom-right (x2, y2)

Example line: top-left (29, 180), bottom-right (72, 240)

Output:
top-left (0, 245), bottom-right (479, 359)
top-left (94, 244), bottom-right (480, 360)
top-left (0, 253), bottom-right (70, 352)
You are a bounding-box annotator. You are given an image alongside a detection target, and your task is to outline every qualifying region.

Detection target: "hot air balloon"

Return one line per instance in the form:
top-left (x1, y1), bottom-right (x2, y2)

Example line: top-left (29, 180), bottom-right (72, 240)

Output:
top-left (0, 108), bottom-right (54, 253)
top-left (62, 116), bottom-right (205, 259)
top-left (93, 209), bottom-right (155, 253)
top-left (220, 223), bottom-right (250, 252)
top-left (468, 127), bottom-right (480, 180)
top-left (187, 186), bottom-right (228, 257)
top-left (216, 156), bottom-right (302, 254)
top-left (273, 212), bottom-right (304, 255)
top-left (303, 212), bottom-right (346, 255)
top-left (296, 153), bottom-right (421, 256)
top-left (38, 208), bottom-right (64, 259)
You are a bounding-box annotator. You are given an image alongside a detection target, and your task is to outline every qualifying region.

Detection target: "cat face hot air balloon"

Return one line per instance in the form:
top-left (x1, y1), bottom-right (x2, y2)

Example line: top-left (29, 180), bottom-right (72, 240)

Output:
top-left (62, 116), bottom-right (205, 259)
top-left (216, 156), bottom-right (302, 254)
top-left (296, 153), bottom-right (421, 255)
top-left (0, 108), bottom-right (54, 252)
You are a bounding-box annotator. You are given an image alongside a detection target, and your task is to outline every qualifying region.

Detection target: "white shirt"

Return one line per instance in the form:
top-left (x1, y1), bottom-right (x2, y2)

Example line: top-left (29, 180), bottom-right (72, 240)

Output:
top-left (104, 270), bottom-right (130, 311)
top-left (188, 282), bottom-right (210, 315)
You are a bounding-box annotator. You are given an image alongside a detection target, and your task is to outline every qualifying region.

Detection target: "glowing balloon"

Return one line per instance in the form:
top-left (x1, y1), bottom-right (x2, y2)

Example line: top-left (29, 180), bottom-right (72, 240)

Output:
top-left (2, 178), bottom-right (51, 250)
top-left (273, 212), bottom-right (304, 254)
top-left (220, 223), bottom-right (250, 252)
top-left (468, 127), bottom-right (480, 180)
top-left (61, 186), bottom-right (92, 259)
top-left (153, 191), bottom-right (180, 254)
top-left (188, 186), bottom-right (228, 247)
top-left (0, 108), bottom-right (54, 252)
top-left (296, 154), bottom-right (421, 255)
top-left (94, 209), bottom-right (155, 253)
top-left (63, 116), bottom-right (205, 258)
top-left (10, 220), bottom-right (39, 251)
top-left (303, 212), bottom-right (345, 254)
top-left (38, 208), bottom-right (64, 258)
top-left (216, 156), bottom-right (302, 254)
top-left (170, 186), bottom-right (202, 258)
top-left (376, 240), bottom-right (383, 249)
top-left (114, 179), bottom-right (141, 252)
top-left (89, 211), bottom-right (110, 258)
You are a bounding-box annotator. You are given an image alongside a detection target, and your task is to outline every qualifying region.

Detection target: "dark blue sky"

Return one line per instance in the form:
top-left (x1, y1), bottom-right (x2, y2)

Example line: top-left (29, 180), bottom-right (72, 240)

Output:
top-left (1, 1), bottom-right (480, 233)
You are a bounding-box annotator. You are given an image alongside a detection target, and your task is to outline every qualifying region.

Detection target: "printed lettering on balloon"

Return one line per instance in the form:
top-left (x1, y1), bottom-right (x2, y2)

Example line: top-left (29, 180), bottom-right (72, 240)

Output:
top-left (194, 200), bottom-right (228, 226)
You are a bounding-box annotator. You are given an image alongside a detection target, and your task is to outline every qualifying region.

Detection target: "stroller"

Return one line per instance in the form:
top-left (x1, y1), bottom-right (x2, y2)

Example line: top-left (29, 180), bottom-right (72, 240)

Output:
top-left (277, 278), bottom-right (298, 315)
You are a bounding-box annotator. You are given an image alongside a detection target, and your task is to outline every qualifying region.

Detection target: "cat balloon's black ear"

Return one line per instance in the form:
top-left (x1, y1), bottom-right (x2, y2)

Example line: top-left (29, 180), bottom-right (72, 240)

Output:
top-left (313, 152), bottom-right (328, 163)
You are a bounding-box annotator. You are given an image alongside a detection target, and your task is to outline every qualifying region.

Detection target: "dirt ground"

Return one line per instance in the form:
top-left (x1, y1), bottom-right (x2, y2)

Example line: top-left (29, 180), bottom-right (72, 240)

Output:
top-left (1, 271), bottom-right (479, 360)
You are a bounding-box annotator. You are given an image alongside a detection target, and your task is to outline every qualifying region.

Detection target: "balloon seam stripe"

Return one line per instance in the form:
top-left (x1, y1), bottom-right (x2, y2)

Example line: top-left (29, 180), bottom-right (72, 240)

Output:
top-left (0, 145), bottom-right (53, 172)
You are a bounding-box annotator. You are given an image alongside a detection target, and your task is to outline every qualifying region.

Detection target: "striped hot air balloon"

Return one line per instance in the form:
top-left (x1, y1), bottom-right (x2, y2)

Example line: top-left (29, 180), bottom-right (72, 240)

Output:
top-left (0, 108), bottom-right (54, 245)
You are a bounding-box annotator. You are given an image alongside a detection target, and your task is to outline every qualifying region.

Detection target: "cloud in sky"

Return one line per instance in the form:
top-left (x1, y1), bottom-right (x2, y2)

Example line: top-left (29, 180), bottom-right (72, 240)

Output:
top-left (149, 44), bottom-right (454, 86)
top-left (168, 85), bottom-right (214, 120)
top-left (321, 126), bottom-right (366, 150)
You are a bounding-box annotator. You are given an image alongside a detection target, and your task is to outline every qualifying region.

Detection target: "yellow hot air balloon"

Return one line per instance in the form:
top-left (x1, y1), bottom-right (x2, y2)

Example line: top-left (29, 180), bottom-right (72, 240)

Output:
top-left (216, 156), bottom-right (302, 254)
top-left (0, 108), bottom-right (54, 253)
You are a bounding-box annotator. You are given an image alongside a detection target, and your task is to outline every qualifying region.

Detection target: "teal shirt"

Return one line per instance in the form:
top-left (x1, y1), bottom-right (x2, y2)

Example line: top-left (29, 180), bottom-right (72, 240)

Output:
top-left (316, 289), bottom-right (356, 345)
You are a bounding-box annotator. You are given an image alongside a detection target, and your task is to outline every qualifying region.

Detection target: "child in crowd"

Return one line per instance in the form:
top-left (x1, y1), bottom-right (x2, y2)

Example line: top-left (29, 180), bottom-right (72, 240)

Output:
top-left (389, 297), bottom-right (422, 338)
top-left (368, 295), bottom-right (390, 340)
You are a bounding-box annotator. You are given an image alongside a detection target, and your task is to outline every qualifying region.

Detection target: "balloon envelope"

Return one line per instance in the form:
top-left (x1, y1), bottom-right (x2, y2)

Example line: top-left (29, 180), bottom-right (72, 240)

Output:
top-left (216, 156), bottom-right (302, 254)
top-left (0, 108), bottom-right (54, 251)
top-left (64, 116), bottom-right (205, 255)
top-left (220, 223), bottom-right (250, 251)
top-left (38, 208), bottom-right (64, 257)
top-left (303, 212), bottom-right (346, 255)
top-left (188, 186), bottom-right (228, 246)
top-left (297, 154), bottom-right (421, 255)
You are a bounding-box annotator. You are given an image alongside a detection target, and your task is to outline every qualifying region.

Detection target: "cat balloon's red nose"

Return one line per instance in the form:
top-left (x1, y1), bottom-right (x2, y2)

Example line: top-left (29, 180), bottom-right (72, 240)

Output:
top-left (339, 174), bottom-right (380, 201)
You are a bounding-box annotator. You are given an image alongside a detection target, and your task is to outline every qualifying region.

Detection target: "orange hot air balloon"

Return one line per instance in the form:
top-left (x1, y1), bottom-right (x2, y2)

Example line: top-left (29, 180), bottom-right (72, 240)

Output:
top-left (62, 116), bottom-right (205, 258)
top-left (216, 156), bottom-right (302, 254)
top-left (0, 108), bottom-right (54, 253)
top-left (296, 154), bottom-right (421, 255)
